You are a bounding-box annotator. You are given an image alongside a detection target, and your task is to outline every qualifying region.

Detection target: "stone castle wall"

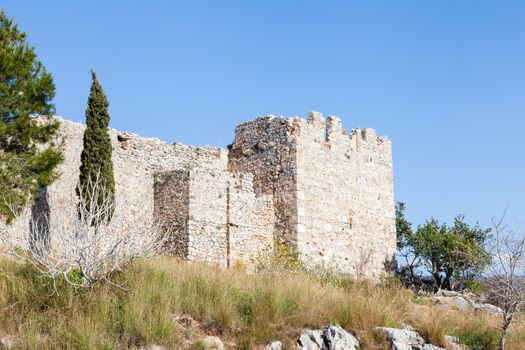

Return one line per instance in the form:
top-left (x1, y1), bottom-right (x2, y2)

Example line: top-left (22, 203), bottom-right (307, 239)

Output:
top-left (228, 117), bottom-right (299, 245)
top-left (228, 112), bottom-right (396, 278)
top-left (3, 112), bottom-right (396, 278)
top-left (294, 112), bottom-right (396, 279)
top-left (227, 173), bottom-right (275, 266)
top-left (4, 118), bottom-right (228, 247)
top-left (154, 169), bottom-right (274, 267)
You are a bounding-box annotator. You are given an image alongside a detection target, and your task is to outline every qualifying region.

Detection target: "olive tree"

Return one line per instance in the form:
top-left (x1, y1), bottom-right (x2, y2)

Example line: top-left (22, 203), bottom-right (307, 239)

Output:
top-left (396, 203), bottom-right (491, 291)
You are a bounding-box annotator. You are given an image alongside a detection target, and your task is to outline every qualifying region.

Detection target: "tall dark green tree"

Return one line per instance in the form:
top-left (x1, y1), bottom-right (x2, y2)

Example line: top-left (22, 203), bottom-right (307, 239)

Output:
top-left (77, 71), bottom-right (115, 222)
top-left (0, 10), bottom-right (63, 223)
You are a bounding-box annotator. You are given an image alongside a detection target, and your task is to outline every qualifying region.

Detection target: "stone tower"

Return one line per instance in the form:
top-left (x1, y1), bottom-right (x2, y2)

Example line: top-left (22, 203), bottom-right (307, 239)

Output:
top-left (229, 112), bottom-right (396, 278)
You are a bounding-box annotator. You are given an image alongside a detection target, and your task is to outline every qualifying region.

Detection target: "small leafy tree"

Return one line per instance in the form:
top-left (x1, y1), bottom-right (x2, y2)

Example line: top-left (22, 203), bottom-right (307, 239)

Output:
top-left (0, 10), bottom-right (63, 222)
top-left (77, 71), bottom-right (115, 223)
top-left (396, 203), bottom-right (491, 291)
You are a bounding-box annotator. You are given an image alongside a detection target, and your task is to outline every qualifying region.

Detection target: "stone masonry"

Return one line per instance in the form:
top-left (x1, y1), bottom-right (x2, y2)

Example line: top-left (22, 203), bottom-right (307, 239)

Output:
top-left (3, 111), bottom-right (396, 278)
top-left (229, 112), bottom-right (396, 278)
top-left (153, 170), bottom-right (274, 267)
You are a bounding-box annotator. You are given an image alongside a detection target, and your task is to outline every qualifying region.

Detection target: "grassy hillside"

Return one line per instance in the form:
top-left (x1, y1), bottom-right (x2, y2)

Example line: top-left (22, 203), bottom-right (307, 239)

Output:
top-left (0, 257), bottom-right (521, 349)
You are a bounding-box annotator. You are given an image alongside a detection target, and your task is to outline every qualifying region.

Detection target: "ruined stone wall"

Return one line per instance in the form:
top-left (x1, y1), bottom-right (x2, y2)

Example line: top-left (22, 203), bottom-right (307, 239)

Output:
top-left (227, 173), bottom-right (274, 266)
top-left (153, 171), bottom-right (190, 257)
top-left (5, 117), bottom-right (228, 244)
top-left (228, 117), bottom-right (299, 245)
top-left (153, 169), bottom-right (274, 268)
top-left (3, 112), bottom-right (396, 279)
top-left (186, 170), bottom-right (230, 267)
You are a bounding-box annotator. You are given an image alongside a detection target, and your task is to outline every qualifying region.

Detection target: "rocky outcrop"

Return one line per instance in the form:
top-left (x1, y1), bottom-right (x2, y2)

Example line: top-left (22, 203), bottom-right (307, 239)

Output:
top-left (376, 327), bottom-right (445, 350)
top-left (265, 340), bottom-right (283, 350)
top-left (0, 336), bottom-right (15, 350)
top-left (141, 346), bottom-right (164, 350)
top-left (429, 290), bottom-right (503, 316)
top-left (297, 329), bottom-right (325, 349)
top-left (323, 325), bottom-right (361, 350)
top-left (296, 325), bottom-right (360, 350)
top-left (202, 336), bottom-right (225, 350)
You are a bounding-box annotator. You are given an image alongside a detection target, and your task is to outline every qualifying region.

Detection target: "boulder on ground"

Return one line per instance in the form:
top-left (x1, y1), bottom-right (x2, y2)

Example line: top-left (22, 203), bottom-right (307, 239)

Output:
top-left (430, 295), bottom-right (471, 311)
top-left (429, 290), bottom-right (503, 316)
top-left (265, 340), bottom-right (283, 350)
top-left (474, 303), bottom-right (503, 315)
top-left (203, 335), bottom-right (225, 350)
top-left (297, 329), bottom-right (326, 350)
top-left (323, 325), bottom-right (360, 350)
top-left (0, 337), bottom-right (16, 350)
top-left (297, 325), bottom-right (360, 350)
top-left (140, 344), bottom-right (165, 350)
top-left (376, 327), bottom-right (445, 350)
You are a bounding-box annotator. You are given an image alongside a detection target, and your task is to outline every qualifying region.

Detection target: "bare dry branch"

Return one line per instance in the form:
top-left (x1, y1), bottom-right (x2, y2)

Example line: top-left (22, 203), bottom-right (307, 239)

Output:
top-left (1, 175), bottom-right (171, 289)
top-left (483, 214), bottom-right (525, 350)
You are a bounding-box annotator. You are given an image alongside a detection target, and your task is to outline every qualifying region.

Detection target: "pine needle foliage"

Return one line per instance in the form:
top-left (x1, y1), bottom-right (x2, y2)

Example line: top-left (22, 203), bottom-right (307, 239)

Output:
top-left (77, 71), bottom-right (115, 223)
top-left (0, 10), bottom-right (63, 223)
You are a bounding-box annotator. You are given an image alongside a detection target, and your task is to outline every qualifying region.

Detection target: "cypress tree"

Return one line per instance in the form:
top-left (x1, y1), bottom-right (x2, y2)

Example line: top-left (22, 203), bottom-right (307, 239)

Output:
top-left (77, 71), bottom-right (115, 222)
top-left (0, 10), bottom-right (63, 223)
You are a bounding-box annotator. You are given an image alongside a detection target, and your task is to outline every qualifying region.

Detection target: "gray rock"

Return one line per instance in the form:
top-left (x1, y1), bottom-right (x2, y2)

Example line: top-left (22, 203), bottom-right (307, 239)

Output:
top-left (400, 323), bottom-right (415, 331)
top-left (429, 291), bottom-right (502, 316)
top-left (323, 325), bottom-right (360, 350)
top-left (422, 344), bottom-right (445, 350)
top-left (0, 337), bottom-right (16, 350)
top-left (297, 329), bottom-right (326, 350)
top-left (431, 295), bottom-right (471, 311)
top-left (140, 344), bottom-right (166, 350)
top-left (377, 327), bottom-right (425, 348)
top-left (297, 326), bottom-right (361, 350)
top-left (391, 342), bottom-right (416, 350)
top-left (376, 327), bottom-right (445, 350)
top-left (266, 340), bottom-right (283, 350)
top-left (475, 303), bottom-right (503, 316)
top-left (444, 335), bottom-right (460, 343)
top-left (203, 335), bottom-right (224, 350)
top-left (436, 290), bottom-right (459, 297)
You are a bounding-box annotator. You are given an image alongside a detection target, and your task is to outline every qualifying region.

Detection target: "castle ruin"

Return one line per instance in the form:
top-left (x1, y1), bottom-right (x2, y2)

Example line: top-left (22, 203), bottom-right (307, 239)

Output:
top-left (5, 111), bottom-right (396, 279)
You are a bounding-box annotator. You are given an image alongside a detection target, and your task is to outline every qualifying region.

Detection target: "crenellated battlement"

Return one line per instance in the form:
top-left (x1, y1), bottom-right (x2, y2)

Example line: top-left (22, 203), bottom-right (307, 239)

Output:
top-left (232, 111), bottom-right (391, 164)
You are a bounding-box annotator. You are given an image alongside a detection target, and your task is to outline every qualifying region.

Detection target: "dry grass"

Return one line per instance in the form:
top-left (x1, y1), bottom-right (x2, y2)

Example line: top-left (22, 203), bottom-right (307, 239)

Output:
top-left (0, 256), bottom-right (522, 349)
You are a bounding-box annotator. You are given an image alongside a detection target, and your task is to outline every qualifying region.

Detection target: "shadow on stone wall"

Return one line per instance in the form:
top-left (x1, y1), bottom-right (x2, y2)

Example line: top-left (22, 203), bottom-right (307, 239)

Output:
top-left (30, 187), bottom-right (50, 252)
top-left (383, 253), bottom-right (397, 276)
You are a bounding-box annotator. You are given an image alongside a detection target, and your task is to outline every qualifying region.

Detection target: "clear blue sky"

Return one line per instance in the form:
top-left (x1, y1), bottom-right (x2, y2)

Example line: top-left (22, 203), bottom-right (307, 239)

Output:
top-left (3, 1), bottom-right (524, 227)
